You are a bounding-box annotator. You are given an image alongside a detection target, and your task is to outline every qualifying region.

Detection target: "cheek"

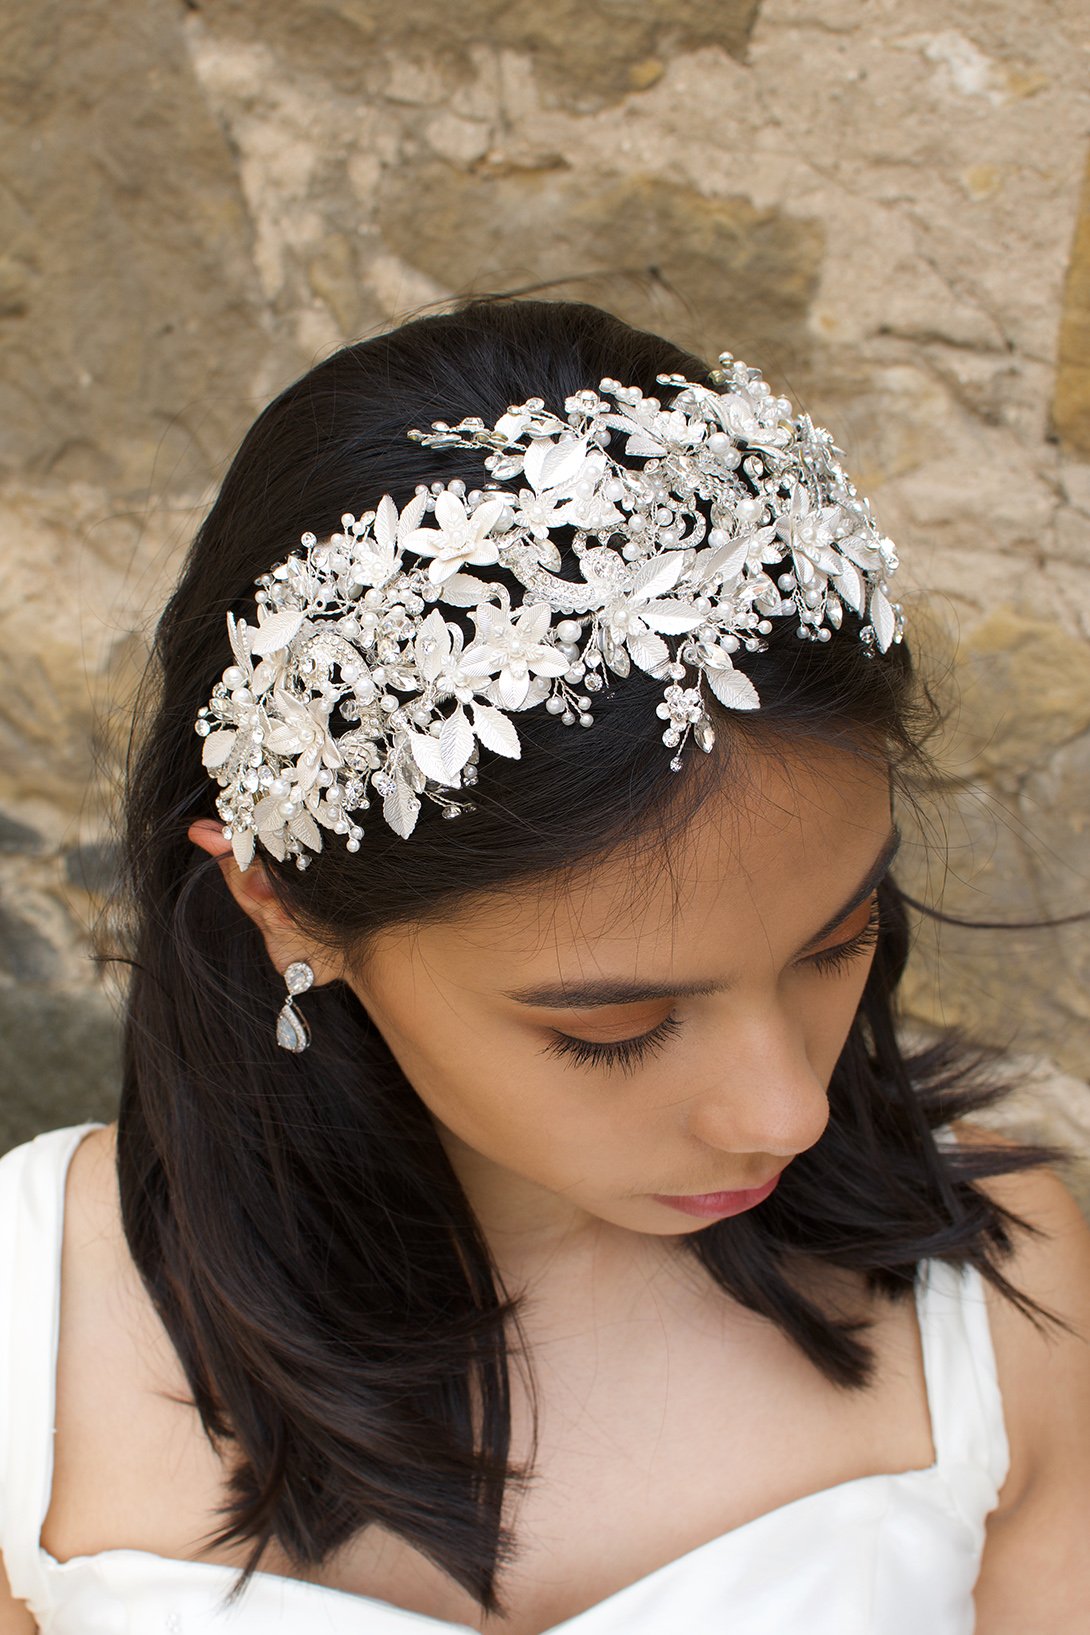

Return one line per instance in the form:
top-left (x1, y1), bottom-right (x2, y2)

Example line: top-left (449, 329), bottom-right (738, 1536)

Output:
top-left (367, 995), bottom-right (605, 1167)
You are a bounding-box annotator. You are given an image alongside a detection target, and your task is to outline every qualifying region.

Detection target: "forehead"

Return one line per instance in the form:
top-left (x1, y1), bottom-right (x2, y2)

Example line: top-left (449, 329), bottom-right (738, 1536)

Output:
top-left (367, 741), bottom-right (893, 982)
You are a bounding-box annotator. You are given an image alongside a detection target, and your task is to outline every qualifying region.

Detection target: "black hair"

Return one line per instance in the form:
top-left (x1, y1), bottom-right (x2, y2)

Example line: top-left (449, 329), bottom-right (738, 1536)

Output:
top-left (110, 295), bottom-right (1073, 1618)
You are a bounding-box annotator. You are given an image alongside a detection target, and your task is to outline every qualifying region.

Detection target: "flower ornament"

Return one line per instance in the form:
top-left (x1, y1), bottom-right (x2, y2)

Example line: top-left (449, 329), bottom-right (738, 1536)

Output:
top-left (196, 352), bottom-right (905, 869)
top-left (459, 599), bottom-right (571, 710)
top-left (401, 490), bottom-right (508, 584)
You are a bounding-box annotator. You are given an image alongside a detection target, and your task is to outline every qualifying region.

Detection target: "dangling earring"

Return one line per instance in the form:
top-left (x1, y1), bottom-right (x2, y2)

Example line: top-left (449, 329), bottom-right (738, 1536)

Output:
top-left (276, 961), bottom-right (314, 1052)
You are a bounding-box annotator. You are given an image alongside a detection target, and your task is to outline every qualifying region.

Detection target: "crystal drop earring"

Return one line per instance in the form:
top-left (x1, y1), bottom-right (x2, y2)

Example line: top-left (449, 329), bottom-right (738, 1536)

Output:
top-left (276, 961), bottom-right (314, 1052)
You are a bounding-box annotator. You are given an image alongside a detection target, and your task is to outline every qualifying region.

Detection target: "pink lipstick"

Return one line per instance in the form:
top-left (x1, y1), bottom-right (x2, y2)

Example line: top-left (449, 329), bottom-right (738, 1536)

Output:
top-left (652, 1170), bottom-right (783, 1218)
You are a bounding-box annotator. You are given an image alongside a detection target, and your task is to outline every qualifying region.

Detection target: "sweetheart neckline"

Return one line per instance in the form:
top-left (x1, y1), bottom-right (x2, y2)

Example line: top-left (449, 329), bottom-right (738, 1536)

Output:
top-left (37, 1456), bottom-right (946, 1635)
top-left (33, 1123), bottom-right (945, 1635)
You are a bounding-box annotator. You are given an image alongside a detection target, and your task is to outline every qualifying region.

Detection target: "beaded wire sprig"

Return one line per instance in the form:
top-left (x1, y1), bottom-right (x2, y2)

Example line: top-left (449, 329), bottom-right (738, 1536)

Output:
top-left (195, 352), bottom-right (904, 871)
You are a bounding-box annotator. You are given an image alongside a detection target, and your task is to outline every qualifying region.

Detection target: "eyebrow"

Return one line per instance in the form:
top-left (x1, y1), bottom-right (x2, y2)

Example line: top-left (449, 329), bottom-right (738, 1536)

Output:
top-left (504, 824), bottom-right (902, 1010)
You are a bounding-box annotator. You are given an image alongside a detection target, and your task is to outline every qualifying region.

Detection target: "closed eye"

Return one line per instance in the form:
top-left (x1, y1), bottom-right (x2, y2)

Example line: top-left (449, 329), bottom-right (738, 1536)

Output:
top-left (540, 1013), bottom-right (684, 1077)
top-left (805, 897), bottom-right (881, 975)
top-left (539, 898), bottom-right (881, 1075)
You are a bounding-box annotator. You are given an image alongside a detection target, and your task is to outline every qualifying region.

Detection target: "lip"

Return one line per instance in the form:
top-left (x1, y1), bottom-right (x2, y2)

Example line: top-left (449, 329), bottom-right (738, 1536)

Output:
top-left (651, 1170), bottom-right (784, 1219)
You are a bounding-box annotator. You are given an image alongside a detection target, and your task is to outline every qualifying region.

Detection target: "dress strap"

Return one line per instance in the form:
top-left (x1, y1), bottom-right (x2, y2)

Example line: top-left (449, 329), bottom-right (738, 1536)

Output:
top-left (915, 1253), bottom-right (1011, 1503)
top-left (0, 1124), bottom-right (105, 1608)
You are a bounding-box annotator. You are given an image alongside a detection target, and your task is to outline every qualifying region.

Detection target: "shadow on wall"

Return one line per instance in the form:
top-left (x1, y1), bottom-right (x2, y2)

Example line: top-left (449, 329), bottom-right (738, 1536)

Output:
top-left (0, 822), bottom-right (122, 1152)
top-left (0, 989), bottom-right (120, 1152)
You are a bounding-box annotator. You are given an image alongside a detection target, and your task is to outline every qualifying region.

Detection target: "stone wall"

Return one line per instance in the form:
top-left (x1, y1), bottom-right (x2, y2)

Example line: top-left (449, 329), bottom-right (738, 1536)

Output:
top-left (1, 0), bottom-right (1088, 1204)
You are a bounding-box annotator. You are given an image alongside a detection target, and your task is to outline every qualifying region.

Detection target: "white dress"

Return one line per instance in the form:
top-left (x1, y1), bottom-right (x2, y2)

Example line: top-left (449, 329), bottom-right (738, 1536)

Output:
top-left (0, 1124), bottom-right (1009, 1634)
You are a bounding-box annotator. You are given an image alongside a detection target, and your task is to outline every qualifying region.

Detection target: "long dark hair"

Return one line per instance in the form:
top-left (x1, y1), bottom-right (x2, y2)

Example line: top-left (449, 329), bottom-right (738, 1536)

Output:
top-left (112, 295), bottom-right (1073, 1617)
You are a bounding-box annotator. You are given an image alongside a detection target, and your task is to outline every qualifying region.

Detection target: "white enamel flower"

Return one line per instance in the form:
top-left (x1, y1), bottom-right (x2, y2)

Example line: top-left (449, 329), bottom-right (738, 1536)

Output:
top-left (612, 405), bottom-right (706, 459)
top-left (413, 606), bottom-right (486, 705)
top-left (591, 550), bottom-right (705, 676)
top-left (459, 601), bottom-right (569, 710)
top-left (402, 491), bottom-right (508, 584)
top-left (708, 385), bottom-right (791, 449)
top-left (773, 487), bottom-right (859, 614)
top-left (511, 484), bottom-right (581, 541)
top-left (262, 687), bottom-right (343, 795)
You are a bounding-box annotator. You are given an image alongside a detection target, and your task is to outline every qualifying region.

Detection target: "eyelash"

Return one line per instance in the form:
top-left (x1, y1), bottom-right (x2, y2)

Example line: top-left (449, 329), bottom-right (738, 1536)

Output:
top-left (541, 899), bottom-right (881, 1075)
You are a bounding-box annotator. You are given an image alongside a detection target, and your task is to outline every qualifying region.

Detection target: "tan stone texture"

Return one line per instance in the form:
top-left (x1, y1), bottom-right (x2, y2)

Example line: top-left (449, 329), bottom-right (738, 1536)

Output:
top-left (1053, 149), bottom-right (1090, 454)
top-left (1, 0), bottom-right (1089, 1195)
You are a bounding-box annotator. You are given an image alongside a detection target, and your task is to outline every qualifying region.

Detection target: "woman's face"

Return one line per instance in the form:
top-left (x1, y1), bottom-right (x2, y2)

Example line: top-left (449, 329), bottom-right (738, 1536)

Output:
top-left (348, 741), bottom-right (898, 1266)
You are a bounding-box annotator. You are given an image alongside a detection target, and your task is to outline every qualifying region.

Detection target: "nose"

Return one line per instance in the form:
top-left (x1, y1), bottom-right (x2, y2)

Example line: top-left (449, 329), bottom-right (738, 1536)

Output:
top-left (685, 1004), bottom-right (831, 1161)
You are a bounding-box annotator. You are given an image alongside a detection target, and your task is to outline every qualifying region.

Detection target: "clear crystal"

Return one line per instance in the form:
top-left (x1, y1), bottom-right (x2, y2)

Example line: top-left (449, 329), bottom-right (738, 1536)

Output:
top-left (276, 1000), bottom-right (310, 1052)
top-left (284, 961), bottom-right (314, 995)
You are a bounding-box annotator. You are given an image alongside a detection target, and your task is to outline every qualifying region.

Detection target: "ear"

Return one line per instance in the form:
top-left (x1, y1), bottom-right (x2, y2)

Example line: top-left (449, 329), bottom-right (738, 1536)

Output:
top-left (188, 818), bottom-right (342, 986)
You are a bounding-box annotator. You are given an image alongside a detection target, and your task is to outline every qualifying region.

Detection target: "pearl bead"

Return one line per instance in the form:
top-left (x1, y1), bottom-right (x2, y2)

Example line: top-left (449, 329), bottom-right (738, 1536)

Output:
top-left (556, 619), bottom-right (582, 644)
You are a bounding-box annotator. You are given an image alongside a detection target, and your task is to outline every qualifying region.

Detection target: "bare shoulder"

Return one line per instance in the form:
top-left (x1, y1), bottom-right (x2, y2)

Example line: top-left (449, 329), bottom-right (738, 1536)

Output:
top-left (57, 1112), bottom-right (183, 1366)
top-left (946, 1119), bottom-right (1090, 1349)
top-left (65, 1122), bottom-right (120, 1228)
top-left (946, 1116), bottom-right (1090, 1475)
top-left (44, 1118), bottom-right (213, 1561)
top-left (945, 1119), bottom-right (1090, 1630)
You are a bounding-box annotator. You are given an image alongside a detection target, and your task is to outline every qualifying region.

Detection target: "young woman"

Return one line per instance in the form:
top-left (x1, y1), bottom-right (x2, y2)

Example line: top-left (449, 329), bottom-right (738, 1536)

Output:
top-left (1, 297), bottom-right (1087, 1634)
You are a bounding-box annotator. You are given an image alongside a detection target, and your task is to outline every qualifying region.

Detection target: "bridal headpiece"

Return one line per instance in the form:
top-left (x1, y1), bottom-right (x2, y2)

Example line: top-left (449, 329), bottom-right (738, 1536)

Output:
top-left (195, 352), bottom-right (904, 871)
